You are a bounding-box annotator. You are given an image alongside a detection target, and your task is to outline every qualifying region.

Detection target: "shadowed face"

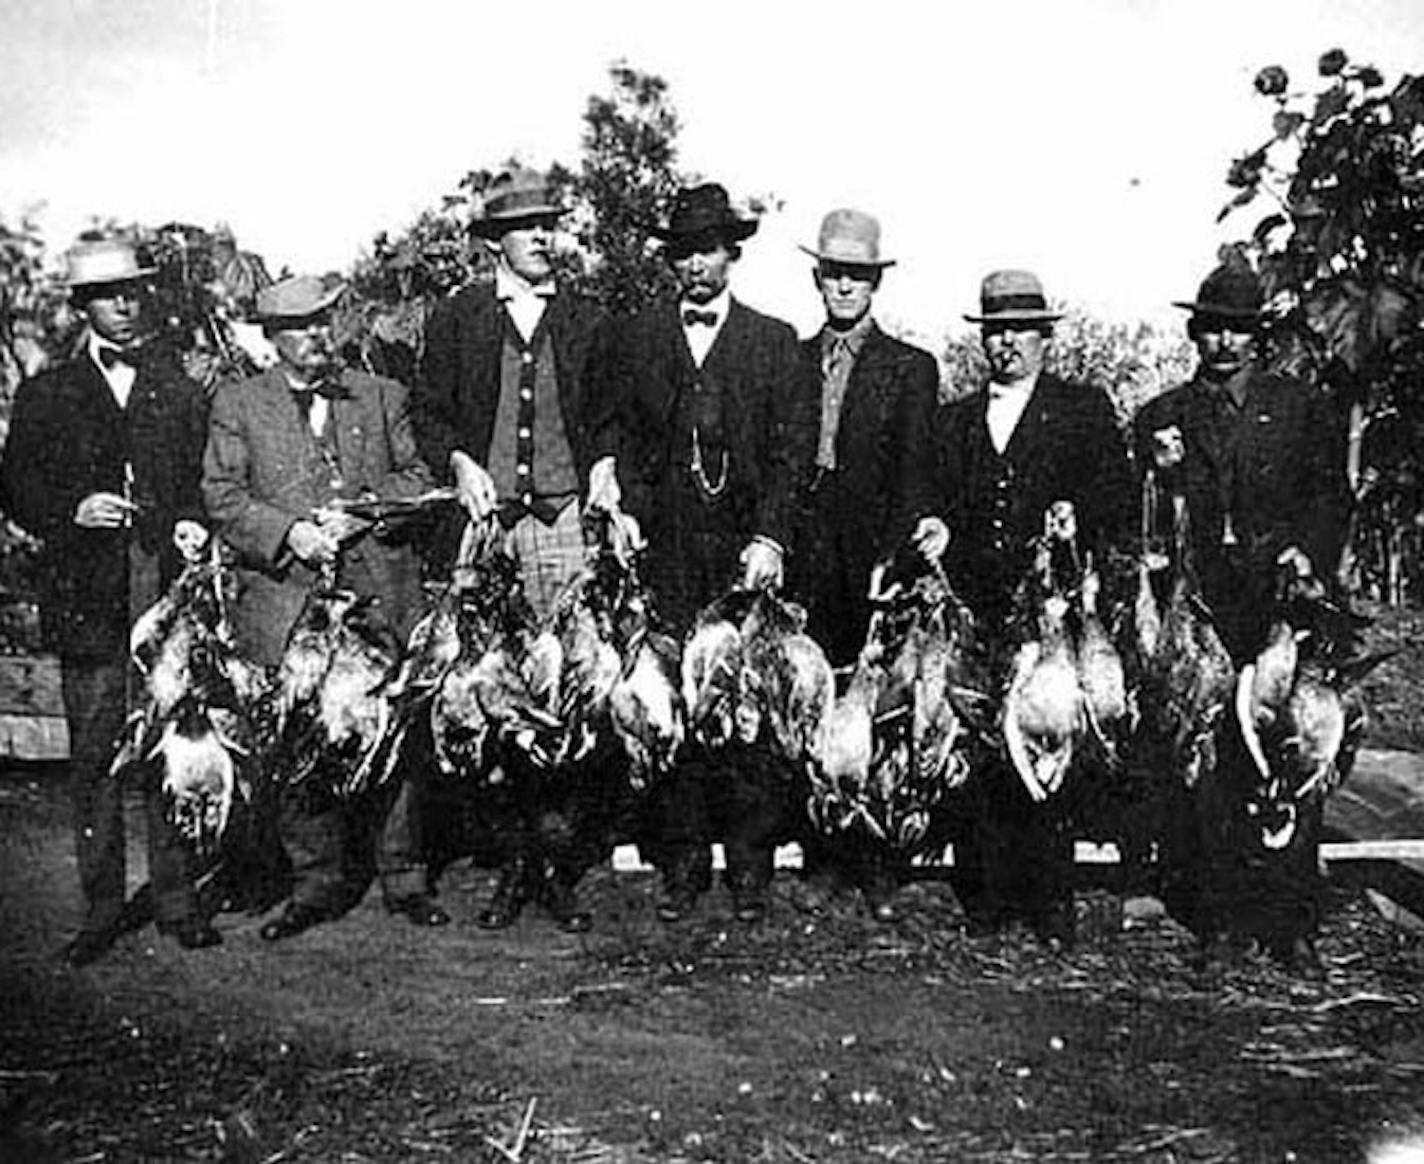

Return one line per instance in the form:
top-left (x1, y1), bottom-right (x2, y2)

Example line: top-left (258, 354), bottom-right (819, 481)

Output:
top-left (671, 241), bottom-right (735, 305)
top-left (1192, 318), bottom-right (1257, 381)
top-left (491, 216), bottom-right (561, 285)
top-left (269, 313), bottom-right (337, 380)
top-left (80, 280), bottom-right (146, 347)
top-left (815, 261), bottom-right (880, 329)
top-left (982, 321), bottom-right (1050, 384)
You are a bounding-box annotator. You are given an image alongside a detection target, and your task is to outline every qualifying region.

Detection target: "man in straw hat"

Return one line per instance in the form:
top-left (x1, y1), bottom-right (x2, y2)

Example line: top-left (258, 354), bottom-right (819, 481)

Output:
top-left (1133, 260), bottom-right (1352, 973)
top-left (414, 166), bottom-right (616, 934)
top-left (203, 273), bottom-right (444, 942)
top-left (0, 236), bottom-right (218, 965)
top-left (925, 268), bottom-right (1132, 947)
top-left (592, 181), bottom-right (819, 924)
top-left (789, 208), bottom-right (942, 920)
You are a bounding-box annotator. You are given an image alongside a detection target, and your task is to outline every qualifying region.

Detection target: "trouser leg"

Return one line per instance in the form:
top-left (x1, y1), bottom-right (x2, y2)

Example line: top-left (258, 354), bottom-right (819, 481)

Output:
top-left (141, 765), bottom-right (199, 926)
top-left (374, 775), bottom-right (428, 903)
top-left (278, 781), bottom-right (349, 915)
top-left (721, 756), bottom-right (791, 898)
top-left (61, 656), bottom-right (129, 933)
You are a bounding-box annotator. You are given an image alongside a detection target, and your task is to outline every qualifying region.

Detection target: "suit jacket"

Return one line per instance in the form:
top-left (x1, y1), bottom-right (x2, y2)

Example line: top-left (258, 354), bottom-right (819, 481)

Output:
top-left (593, 297), bottom-right (818, 630)
top-left (1133, 368), bottom-right (1350, 658)
top-left (935, 372), bottom-right (1132, 625)
top-left (790, 323), bottom-right (940, 665)
top-left (0, 347), bottom-right (208, 658)
top-left (414, 281), bottom-right (608, 481)
top-left (202, 365), bottom-right (434, 666)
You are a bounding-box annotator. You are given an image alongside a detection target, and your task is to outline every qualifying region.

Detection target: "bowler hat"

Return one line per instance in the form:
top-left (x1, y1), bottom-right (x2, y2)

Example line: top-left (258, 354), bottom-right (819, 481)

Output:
top-left (800, 208), bottom-right (895, 268)
top-left (651, 183), bottom-right (759, 247)
top-left (469, 168), bottom-right (566, 238)
top-left (63, 238), bottom-right (156, 289)
top-left (255, 274), bottom-right (345, 321)
top-left (1173, 264), bottom-right (1264, 320)
top-left (963, 269), bottom-right (1063, 325)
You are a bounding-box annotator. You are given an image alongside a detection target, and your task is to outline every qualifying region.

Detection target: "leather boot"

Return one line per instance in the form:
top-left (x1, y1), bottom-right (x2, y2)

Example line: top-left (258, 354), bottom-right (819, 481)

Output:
top-left (538, 864), bottom-right (592, 934)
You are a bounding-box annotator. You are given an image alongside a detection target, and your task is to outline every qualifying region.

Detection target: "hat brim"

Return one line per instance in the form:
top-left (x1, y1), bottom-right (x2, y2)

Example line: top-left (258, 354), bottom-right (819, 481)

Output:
top-left (650, 218), bottom-right (759, 246)
top-left (1171, 299), bottom-right (1262, 318)
top-left (799, 245), bottom-right (895, 268)
top-left (66, 265), bottom-right (158, 289)
top-left (469, 206), bottom-right (567, 238)
top-left (963, 309), bottom-right (1063, 325)
top-left (256, 284), bottom-right (345, 322)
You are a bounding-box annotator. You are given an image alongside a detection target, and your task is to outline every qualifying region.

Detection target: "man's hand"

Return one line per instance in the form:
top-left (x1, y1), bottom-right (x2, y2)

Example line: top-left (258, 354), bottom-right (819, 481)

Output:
top-left (609, 511), bottom-right (645, 567)
top-left (587, 456), bottom-right (622, 513)
top-left (173, 519), bottom-right (209, 561)
top-left (739, 537), bottom-right (784, 590)
top-left (286, 519), bottom-right (339, 565)
top-left (911, 516), bottom-right (950, 562)
top-left (74, 491), bottom-right (137, 529)
top-left (451, 450), bottom-right (497, 521)
top-left (1277, 545), bottom-right (1314, 579)
top-left (1152, 425), bottom-right (1185, 469)
top-left (314, 505), bottom-right (370, 545)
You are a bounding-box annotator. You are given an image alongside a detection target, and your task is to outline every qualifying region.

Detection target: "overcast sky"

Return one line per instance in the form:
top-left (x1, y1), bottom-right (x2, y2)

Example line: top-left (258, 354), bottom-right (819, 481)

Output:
top-left (3, 0), bottom-right (1420, 344)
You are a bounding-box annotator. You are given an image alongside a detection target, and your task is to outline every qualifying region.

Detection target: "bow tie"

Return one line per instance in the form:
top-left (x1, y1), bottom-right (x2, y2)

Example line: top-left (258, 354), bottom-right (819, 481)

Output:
top-left (96, 347), bottom-right (134, 371)
top-left (292, 378), bottom-right (351, 401)
top-left (682, 308), bottom-right (718, 328)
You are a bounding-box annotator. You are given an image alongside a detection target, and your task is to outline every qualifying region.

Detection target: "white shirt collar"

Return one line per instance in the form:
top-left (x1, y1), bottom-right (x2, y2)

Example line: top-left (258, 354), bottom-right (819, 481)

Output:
top-left (495, 263), bottom-right (555, 302)
top-left (87, 331), bottom-right (136, 408)
top-left (679, 289), bottom-right (732, 368)
top-left (985, 374), bottom-right (1038, 454)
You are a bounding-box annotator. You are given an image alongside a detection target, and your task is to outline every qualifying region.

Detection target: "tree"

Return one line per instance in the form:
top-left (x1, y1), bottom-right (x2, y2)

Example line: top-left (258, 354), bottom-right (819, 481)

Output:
top-left (1220, 49), bottom-right (1424, 602)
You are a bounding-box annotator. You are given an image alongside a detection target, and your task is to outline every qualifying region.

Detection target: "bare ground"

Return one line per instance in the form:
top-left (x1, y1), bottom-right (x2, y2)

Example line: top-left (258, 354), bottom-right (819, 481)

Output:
top-left (3, 761), bottom-right (1424, 1164)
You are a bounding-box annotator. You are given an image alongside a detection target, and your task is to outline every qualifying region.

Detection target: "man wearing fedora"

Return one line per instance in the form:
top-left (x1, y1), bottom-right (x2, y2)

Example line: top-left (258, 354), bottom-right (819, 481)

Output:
top-left (1133, 261), bottom-right (1351, 972)
top-left (203, 274), bottom-right (445, 942)
top-left (928, 269), bottom-right (1132, 946)
top-left (593, 181), bottom-right (819, 923)
top-left (789, 208), bottom-right (942, 918)
top-left (414, 166), bottom-right (615, 933)
top-left (0, 236), bottom-right (219, 965)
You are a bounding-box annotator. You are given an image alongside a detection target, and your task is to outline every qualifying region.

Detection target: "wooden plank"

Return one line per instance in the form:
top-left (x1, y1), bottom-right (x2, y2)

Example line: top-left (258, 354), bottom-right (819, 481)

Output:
top-left (0, 654), bottom-right (65, 717)
top-left (0, 712), bottom-right (69, 761)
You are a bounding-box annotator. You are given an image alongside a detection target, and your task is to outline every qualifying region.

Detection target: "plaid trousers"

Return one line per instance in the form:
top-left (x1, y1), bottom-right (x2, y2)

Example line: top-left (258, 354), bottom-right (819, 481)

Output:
top-left (506, 501), bottom-right (587, 619)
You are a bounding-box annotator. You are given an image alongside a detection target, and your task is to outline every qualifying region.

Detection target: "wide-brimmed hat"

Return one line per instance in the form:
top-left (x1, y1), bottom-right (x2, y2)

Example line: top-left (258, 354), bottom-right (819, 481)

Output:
top-left (1173, 264), bottom-right (1264, 320)
top-left (963, 269), bottom-right (1063, 325)
top-left (651, 183), bottom-right (759, 248)
top-left (800, 208), bottom-right (895, 269)
top-left (255, 274), bottom-right (345, 322)
top-left (63, 238), bottom-right (156, 289)
top-left (469, 168), bottom-right (566, 238)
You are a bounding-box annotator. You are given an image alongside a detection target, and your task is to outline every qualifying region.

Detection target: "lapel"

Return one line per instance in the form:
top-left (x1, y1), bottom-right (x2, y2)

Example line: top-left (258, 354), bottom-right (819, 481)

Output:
top-left (840, 323), bottom-right (889, 431)
top-left (1001, 373), bottom-right (1057, 464)
top-left (701, 297), bottom-right (749, 378)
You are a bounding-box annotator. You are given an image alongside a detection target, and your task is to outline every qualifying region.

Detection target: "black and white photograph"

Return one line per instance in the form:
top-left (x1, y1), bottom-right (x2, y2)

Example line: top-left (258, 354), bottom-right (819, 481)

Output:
top-left (2, 2), bottom-right (1424, 1160)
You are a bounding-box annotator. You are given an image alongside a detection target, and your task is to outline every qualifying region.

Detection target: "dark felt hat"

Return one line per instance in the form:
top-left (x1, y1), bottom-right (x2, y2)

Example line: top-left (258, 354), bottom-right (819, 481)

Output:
top-left (1173, 264), bottom-right (1264, 320)
top-left (651, 183), bottom-right (759, 247)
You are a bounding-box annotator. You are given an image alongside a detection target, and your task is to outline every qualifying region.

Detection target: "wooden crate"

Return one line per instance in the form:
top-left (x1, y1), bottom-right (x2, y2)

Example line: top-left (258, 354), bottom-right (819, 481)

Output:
top-left (0, 654), bottom-right (68, 760)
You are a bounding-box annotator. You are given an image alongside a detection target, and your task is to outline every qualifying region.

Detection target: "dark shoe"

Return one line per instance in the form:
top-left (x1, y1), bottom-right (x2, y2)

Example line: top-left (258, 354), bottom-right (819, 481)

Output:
top-left (63, 926), bottom-right (119, 968)
top-left (732, 888), bottom-right (768, 925)
top-left (259, 903), bottom-right (327, 942)
top-left (538, 873), bottom-right (592, 934)
top-left (477, 862), bottom-right (529, 930)
top-left (388, 895), bottom-right (451, 928)
top-left (159, 917), bottom-right (224, 950)
top-left (657, 885), bottom-right (699, 924)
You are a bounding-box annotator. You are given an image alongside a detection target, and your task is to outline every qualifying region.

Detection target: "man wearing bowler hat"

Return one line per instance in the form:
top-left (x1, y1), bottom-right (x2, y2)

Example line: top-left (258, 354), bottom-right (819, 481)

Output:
top-left (926, 269), bottom-right (1132, 946)
top-left (594, 181), bottom-right (819, 923)
top-left (789, 208), bottom-right (942, 918)
top-left (203, 273), bottom-right (443, 941)
top-left (1, 236), bottom-right (218, 965)
top-left (415, 166), bottom-right (616, 933)
top-left (1133, 261), bottom-right (1351, 972)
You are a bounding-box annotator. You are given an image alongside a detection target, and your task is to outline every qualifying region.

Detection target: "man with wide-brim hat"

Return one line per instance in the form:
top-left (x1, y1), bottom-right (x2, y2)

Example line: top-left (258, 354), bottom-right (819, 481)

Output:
top-left (590, 180), bottom-right (819, 926)
top-left (787, 207), bottom-right (941, 919)
top-left (204, 272), bottom-right (447, 941)
top-left (0, 235), bottom-right (219, 965)
top-left (921, 267), bottom-right (1132, 947)
top-left (1132, 260), bottom-right (1352, 974)
top-left (414, 165), bottom-right (613, 935)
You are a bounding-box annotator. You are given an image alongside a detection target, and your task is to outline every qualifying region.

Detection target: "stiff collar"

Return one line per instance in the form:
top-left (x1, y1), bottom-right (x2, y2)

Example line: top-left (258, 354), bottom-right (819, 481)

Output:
top-left (495, 263), bottom-right (555, 303)
top-left (680, 287), bottom-right (732, 324)
top-left (987, 372), bottom-right (1038, 401)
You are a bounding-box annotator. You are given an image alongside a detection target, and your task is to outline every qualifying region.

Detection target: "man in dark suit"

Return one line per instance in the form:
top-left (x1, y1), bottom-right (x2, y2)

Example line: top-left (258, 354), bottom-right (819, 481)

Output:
top-left (203, 274), bottom-right (444, 941)
top-left (0, 237), bottom-right (220, 966)
top-left (930, 270), bottom-right (1133, 945)
top-left (1134, 263), bottom-right (1351, 971)
top-left (789, 208), bottom-right (942, 917)
top-left (596, 182), bottom-right (819, 923)
top-left (414, 167), bottom-right (614, 934)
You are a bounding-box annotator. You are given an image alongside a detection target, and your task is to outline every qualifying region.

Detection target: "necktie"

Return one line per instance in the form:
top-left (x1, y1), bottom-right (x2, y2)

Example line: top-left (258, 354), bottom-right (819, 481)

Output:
top-left (97, 347), bottom-right (132, 371)
top-left (683, 308), bottom-right (718, 327)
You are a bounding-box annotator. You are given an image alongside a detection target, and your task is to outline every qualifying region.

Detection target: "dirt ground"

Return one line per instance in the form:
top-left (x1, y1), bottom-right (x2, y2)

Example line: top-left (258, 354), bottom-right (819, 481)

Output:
top-left (2, 756), bottom-right (1424, 1164)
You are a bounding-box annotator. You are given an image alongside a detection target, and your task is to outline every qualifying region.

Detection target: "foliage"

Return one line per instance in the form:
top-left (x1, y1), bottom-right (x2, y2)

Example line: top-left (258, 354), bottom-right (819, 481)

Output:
top-left (939, 307), bottom-right (1195, 423)
top-left (1221, 49), bottom-right (1424, 603)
